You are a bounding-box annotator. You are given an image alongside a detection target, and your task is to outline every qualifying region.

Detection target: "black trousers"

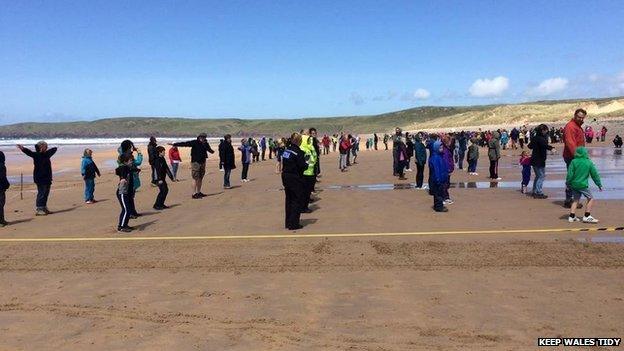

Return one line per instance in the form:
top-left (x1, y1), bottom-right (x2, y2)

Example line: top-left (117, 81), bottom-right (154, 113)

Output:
top-left (0, 190), bottom-right (5, 222)
top-left (117, 192), bottom-right (130, 229)
top-left (154, 181), bottom-right (169, 208)
top-left (415, 162), bottom-right (425, 188)
top-left (150, 164), bottom-right (158, 184)
top-left (282, 174), bottom-right (304, 229)
top-left (35, 183), bottom-right (51, 210)
top-left (242, 163), bottom-right (250, 180)
top-left (261, 148), bottom-right (266, 160)
top-left (489, 159), bottom-right (498, 179)
top-left (430, 182), bottom-right (445, 211)
top-left (128, 190), bottom-right (138, 216)
top-left (302, 175), bottom-right (316, 210)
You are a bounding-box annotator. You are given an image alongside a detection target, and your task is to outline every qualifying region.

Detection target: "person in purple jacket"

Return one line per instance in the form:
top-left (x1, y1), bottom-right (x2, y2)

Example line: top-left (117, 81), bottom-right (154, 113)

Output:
top-left (441, 134), bottom-right (455, 205)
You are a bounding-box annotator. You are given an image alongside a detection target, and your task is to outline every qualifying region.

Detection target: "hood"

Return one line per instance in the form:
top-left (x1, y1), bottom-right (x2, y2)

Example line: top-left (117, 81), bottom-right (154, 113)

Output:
top-left (0, 151), bottom-right (5, 165)
top-left (574, 146), bottom-right (589, 159)
top-left (432, 141), bottom-right (443, 155)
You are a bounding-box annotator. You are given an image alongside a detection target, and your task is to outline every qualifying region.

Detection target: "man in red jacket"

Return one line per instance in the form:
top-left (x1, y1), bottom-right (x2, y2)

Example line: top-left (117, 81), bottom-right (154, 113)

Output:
top-left (563, 108), bottom-right (587, 208)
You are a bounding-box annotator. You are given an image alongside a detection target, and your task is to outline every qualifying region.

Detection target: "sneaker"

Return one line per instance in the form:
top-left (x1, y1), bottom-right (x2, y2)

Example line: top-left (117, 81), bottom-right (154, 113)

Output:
top-left (117, 227), bottom-right (133, 233)
top-left (495, 177), bottom-right (503, 181)
top-left (473, 172), bottom-right (479, 176)
top-left (43, 208), bottom-right (52, 214)
top-left (224, 186), bottom-right (232, 189)
top-left (85, 200), bottom-right (94, 204)
top-left (35, 209), bottom-right (48, 216)
top-left (192, 193), bottom-right (201, 199)
top-left (406, 169), bottom-right (413, 172)
top-left (532, 193), bottom-right (548, 199)
top-left (153, 206), bottom-right (164, 210)
top-left (435, 207), bottom-right (449, 212)
top-left (198, 192), bottom-right (208, 197)
top-left (568, 216), bottom-right (581, 223)
top-left (444, 199), bottom-right (454, 205)
top-left (582, 215), bottom-right (599, 223)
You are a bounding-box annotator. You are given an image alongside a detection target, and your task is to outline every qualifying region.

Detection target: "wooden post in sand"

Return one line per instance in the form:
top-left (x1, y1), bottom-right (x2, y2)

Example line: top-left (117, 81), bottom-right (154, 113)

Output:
top-left (20, 173), bottom-right (23, 200)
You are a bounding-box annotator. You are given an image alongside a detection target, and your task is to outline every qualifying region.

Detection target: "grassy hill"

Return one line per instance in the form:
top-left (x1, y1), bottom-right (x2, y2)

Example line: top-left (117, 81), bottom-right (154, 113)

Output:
top-left (1, 96), bottom-right (623, 138)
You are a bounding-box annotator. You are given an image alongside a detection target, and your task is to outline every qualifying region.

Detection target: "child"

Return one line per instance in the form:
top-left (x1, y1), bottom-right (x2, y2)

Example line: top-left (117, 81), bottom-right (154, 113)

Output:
top-left (153, 146), bottom-right (174, 210)
top-left (115, 153), bottom-right (135, 233)
top-left (0, 151), bottom-right (9, 227)
top-left (566, 147), bottom-right (602, 223)
top-left (81, 149), bottom-right (101, 204)
top-left (519, 151), bottom-right (531, 194)
top-left (428, 141), bottom-right (449, 212)
top-left (467, 138), bottom-right (479, 175)
top-left (276, 138), bottom-right (286, 174)
top-left (168, 146), bottom-right (181, 181)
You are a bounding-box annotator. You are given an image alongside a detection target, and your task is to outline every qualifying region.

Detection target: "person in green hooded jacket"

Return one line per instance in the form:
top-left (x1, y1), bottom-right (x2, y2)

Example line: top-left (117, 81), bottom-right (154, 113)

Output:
top-left (300, 134), bottom-right (318, 212)
top-left (566, 147), bottom-right (602, 223)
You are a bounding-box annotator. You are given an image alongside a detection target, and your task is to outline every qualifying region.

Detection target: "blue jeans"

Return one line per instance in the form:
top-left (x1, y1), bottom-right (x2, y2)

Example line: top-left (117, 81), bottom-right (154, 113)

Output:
top-left (171, 162), bottom-right (179, 179)
top-left (467, 159), bottom-right (477, 173)
top-left (223, 168), bottom-right (232, 187)
top-left (84, 178), bottom-right (95, 201)
top-left (36, 183), bottom-right (51, 210)
top-left (532, 166), bottom-right (546, 195)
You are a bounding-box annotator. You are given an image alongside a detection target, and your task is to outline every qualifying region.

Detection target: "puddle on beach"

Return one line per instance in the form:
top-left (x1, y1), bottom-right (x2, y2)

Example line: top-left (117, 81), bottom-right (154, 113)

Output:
top-left (323, 147), bottom-right (624, 199)
top-left (576, 236), bottom-right (624, 244)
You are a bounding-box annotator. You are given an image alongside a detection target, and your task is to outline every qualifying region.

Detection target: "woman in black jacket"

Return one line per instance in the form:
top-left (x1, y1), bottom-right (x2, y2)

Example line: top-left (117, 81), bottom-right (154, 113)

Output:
top-left (219, 134), bottom-right (236, 189)
top-left (17, 141), bottom-right (58, 215)
top-left (282, 133), bottom-right (308, 230)
top-left (0, 151), bottom-right (9, 226)
top-left (528, 124), bottom-right (555, 199)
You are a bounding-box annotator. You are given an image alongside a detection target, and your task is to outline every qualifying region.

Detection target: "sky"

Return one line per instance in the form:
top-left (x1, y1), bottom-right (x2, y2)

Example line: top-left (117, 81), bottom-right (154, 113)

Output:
top-left (1, 0), bottom-right (624, 124)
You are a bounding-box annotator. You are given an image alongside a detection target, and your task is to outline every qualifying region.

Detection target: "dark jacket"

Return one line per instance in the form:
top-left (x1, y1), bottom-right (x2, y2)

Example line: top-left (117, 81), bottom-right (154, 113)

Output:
top-left (528, 133), bottom-right (553, 167)
top-left (414, 140), bottom-right (427, 165)
top-left (406, 139), bottom-right (415, 158)
top-left (281, 144), bottom-right (307, 176)
top-left (154, 156), bottom-right (174, 182)
top-left (219, 141), bottom-right (236, 169)
top-left (21, 146), bottom-right (57, 185)
top-left (147, 142), bottom-right (158, 165)
top-left (0, 151), bottom-right (9, 191)
top-left (173, 139), bottom-right (214, 164)
top-left (487, 131), bottom-right (501, 161)
top-left (467, 143), bottom-right (479, 161)
top-left (115, 164), bottom-right (134, 195)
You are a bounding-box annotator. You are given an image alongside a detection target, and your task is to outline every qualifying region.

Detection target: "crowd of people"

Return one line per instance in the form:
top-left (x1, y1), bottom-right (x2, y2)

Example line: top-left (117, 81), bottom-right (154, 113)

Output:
top-left (0, 109), bottom-right (618, 230)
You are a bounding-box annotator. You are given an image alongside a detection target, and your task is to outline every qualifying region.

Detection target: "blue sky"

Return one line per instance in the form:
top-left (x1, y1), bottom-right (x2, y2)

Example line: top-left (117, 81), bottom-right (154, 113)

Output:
top-left (1, 0), bottom-right (623, 124)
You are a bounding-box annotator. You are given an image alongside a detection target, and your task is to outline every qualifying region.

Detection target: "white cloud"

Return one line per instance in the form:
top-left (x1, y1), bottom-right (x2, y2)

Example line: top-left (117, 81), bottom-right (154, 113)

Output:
top-left (413, 88), bottom-right (431, 100)
top-left (530, 77), bottom-right (569, 96)
top-left (469, 76), bottom-right (509, 97)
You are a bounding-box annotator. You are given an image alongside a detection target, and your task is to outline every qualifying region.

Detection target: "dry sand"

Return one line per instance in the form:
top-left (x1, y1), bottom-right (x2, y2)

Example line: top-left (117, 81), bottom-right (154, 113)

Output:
top-left (0, 140), bottom-right (623, 350)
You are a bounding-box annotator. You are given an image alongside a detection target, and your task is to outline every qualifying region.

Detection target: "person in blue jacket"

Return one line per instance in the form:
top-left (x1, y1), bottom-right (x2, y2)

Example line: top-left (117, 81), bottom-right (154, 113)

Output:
top-left (81, 149), bottom-right (101, 204)
top-left (428, 140), bottom-right (449, 212)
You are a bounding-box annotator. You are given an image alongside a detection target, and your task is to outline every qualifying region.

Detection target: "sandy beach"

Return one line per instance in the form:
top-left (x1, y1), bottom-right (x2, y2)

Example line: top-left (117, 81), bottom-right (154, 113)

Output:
top-left (0, 136), bottom-right (623, 350)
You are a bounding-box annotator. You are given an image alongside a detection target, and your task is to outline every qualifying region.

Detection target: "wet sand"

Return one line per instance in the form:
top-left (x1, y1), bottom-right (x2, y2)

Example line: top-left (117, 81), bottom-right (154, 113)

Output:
top-left (1, 141), bottom-right (623, 350)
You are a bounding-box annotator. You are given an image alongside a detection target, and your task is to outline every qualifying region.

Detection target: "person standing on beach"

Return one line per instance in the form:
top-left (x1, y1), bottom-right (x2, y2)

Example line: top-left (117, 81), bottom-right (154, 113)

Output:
top-left (153, 146), bottom-right (174, 210)
top-left (457, 131), bottom-right (467, 170)
top-left (0, 151), bottom-right (9, 227)
top-left (81, 149), bottom-right (101, 204)
top-left (219, 134), bottom-right (236, 188)
top-left (147, 136), bottom-right (158, 186)
top-left (172, 133), bottom-right (214, 199)
top-left (300, 134), bottom-right (318, 212)
top-left (260, 137), bottom-right (267, 161)
top-left (338, 134), bottom-right (350, 172)
top-left (487, 131), bottom-right (502, 180)
top-left (238, 139), bottom-right (253, 182)
top-left (374, 133), bottom-right (379, 150)
top-left (467, 137), bottom-right (479, 175)
top-left (115, 153), bottom-right (135, 233)
top-left (414, 133), bottom-right (427, 188)
top-left (282, 133), bottom-right (307, 230)
top-left (563, 109), bottom-right (587, 208)
top-left (17, 141), bottom-right (57, 216)
top-left (168, 146), bottom-right (181, 181)
top-left (309, 128), bottom-right (321, 177)
top-left (428, 141), bottom-right (449, 212)
top-left (528, 124), bottom-right (555, 199)
top-left (117, 140), bottom-right (143, 218)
